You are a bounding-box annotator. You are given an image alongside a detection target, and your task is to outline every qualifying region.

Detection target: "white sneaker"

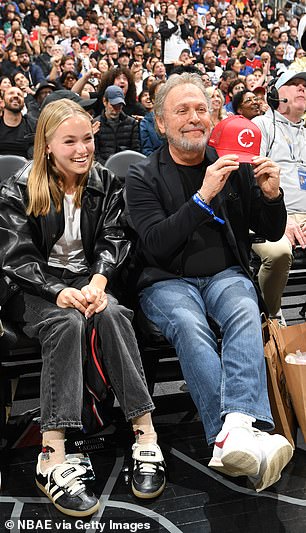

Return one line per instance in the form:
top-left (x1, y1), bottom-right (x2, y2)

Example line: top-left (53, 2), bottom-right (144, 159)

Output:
top-left (248, 431), bottom-right (293, 492)
top-left (36, 454), bottom-right (99, 517)
top-left (208, 423), bottom-right (261, 477)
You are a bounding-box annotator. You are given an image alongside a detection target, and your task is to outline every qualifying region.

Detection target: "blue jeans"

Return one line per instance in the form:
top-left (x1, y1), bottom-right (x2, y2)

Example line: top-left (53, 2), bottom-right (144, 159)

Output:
top-left (140, 266), bottom-right (273, 445)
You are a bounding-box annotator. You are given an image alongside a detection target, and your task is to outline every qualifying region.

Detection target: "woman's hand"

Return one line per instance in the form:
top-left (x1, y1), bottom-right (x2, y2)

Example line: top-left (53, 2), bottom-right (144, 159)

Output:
top-left (81, 284), bottom-right (108, 318)
top-left (56, 287), bottom-right (88, 314)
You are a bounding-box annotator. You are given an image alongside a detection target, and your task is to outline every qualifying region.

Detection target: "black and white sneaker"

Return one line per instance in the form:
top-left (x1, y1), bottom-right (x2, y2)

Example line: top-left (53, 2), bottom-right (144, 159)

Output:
top-left (36, 454), bottom-right (99, 517)
top-left (132, 443), bottom-right (166, 499)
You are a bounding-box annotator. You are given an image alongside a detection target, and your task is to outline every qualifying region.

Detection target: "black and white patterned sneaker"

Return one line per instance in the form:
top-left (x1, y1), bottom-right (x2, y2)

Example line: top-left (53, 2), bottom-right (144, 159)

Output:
top-left (36, 454), bottom-right (99, 517)
top-left (131, 443), bottom-right (166, 499)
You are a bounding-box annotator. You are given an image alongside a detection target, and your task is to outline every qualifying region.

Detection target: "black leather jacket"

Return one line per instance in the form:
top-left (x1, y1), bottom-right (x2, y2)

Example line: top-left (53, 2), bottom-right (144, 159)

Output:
top-left (0, 161), bottom-right (131, 306)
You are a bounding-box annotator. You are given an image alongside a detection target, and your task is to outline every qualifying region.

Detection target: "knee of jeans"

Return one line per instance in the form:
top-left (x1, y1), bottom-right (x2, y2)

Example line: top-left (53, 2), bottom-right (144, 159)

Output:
top-left (60, 308), bottom-right (86, 333)
top-left (170, 307), bottom-right (204, 332)
top-left (99, 301), bottom-right (134, 325)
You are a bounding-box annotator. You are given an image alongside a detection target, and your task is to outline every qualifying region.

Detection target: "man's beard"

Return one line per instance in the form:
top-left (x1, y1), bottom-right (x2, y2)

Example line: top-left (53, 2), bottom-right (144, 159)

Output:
top-left (5, 103), bottom-right (23, 113)
top-left (165, 129), bottom-right (209, 153)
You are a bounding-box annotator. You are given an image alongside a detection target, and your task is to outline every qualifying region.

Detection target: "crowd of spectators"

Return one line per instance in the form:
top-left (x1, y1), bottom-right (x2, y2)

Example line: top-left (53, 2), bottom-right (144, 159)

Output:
top-left (0, 0), bottom-right (305, 158)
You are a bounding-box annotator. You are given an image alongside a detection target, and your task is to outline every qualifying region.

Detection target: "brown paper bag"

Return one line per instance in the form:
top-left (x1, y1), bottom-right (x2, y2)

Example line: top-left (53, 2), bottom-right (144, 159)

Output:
top-left (262, 317), bottom-right (297, 447)
top-left (277, 323), bottom-right (306, 443)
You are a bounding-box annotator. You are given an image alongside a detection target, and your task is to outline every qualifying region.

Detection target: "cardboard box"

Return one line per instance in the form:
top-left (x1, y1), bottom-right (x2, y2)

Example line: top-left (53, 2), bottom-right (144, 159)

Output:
top-left (277, 323), bottom-right (306, 443)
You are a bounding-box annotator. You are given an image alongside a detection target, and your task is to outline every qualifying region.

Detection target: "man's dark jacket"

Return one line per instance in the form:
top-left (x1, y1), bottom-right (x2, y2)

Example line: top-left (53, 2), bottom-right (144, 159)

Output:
top-left (126, 145), bottom-right (287, 293)
top-left (94, 110), bottom-right (140, 165)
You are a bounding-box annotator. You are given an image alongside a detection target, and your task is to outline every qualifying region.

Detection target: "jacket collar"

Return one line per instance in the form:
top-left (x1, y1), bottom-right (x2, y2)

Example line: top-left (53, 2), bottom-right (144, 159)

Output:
top-left (158, 144), bottom-right (219, 210)
top-left (16, 161), bottom-right (106, 195)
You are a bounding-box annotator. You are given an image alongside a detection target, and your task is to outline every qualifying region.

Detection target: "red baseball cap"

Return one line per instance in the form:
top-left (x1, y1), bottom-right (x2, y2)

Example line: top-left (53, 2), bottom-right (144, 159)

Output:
top-left (208, 115), bottom-right (262, 163)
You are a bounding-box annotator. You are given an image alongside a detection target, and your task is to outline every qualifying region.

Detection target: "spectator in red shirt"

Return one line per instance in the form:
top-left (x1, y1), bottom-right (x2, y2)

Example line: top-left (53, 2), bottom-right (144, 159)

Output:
top-left (81, 23), bottom-right (99, 51)
top-left (245, 40), bottom-right (262, 71)
top-left (217, 40), bottom-right (230, 70)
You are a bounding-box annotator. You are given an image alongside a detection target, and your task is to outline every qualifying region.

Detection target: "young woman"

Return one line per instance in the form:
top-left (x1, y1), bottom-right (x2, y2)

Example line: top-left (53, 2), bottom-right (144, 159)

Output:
top-left (0, 99), bottom-right (166, 517)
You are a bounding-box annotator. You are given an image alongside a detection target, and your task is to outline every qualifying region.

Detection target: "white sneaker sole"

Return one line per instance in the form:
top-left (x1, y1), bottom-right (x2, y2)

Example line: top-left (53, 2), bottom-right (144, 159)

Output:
top-left (36, 479), bottom-right (100, 517)
top-left (249, 442), bottom-right (293, 492)
top-left (209, 449), bottom-right (260, 477)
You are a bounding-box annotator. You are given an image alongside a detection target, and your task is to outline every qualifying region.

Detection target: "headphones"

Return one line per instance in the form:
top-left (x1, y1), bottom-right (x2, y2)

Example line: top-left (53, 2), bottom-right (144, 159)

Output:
top-left (265, 75), bottom-right (288, 156)
top-left (266, 76), bottom-right (288, 110)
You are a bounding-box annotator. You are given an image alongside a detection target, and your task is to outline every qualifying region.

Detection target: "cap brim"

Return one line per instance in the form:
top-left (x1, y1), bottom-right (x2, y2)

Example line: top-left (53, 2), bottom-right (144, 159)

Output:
top-left (35, 85), bottom-right (56, 97)
top-left (253, 86), bottom-right (265, 94)
top-left (108, 98), bottom-right (125, 105)
top-left (216, 148), bottom-right (257, 163)
top-left (275, 71), bottom-right (306, 90)
top-left (79, 97), bottom-right (97, 109)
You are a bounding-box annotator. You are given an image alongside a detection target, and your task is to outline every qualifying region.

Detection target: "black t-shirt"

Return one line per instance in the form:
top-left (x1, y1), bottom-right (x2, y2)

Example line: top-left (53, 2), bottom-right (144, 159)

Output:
top-left (177, 159), bottom-right (237, 277)
top-left (0, 116), bottom-right (35, 158)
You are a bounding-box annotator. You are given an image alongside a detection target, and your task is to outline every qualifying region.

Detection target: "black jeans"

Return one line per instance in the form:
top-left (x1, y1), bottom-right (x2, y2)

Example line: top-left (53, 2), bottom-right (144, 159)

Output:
top-left (7, 268), bottom-right (154, 432)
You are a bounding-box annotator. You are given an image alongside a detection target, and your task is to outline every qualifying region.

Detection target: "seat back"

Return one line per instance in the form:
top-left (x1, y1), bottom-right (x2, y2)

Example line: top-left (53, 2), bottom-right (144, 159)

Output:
top-left (104, 150), bottom-right (146, 182)
top-left (0, 155), bottom-right (28, 183)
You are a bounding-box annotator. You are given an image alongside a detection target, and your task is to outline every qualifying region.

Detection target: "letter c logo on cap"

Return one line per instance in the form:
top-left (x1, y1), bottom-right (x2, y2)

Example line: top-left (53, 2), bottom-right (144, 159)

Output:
top-left (237, 128), bottom-right (255, 148)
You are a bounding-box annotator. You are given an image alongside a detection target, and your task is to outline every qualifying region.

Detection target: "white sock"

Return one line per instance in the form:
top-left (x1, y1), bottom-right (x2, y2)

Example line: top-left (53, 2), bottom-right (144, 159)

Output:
top-left (132, 413), bottom-right (157, 446)
top-left (40, 429), bottom-right (66, 473)
top-left (223, 412), bottom-right (256, 430)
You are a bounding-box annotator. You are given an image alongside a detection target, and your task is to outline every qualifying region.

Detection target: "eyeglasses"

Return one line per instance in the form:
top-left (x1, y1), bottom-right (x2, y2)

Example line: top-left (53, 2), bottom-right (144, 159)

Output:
top-left (242, 97), bottom-right (259, 104)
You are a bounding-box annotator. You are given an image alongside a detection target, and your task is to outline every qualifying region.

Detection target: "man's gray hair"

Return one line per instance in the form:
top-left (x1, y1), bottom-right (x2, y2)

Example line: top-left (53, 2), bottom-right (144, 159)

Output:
top-left (154, 72), bottom-right (208, 122)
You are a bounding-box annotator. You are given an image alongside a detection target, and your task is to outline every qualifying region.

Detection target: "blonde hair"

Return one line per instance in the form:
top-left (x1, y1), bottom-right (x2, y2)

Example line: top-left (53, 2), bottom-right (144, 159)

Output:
top-left (27, 99), bottom-right (93, 217)
top-left (205, 86), bottom-right (226, 121)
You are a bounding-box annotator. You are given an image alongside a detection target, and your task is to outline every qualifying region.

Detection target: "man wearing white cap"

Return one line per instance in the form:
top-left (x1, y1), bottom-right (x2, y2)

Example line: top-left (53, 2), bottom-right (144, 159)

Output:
top-left (252, 71), bottom-right (306, 321)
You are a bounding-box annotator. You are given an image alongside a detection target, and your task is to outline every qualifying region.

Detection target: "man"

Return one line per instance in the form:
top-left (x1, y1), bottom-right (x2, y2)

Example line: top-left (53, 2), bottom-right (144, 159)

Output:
top-left (218, 71), bottom-right (237, 103)
top-left (15, 49), bottom-right (45, 87)
top-left (106, 40), bottom-right (119, 65)
top-left (279, 30), bottom-right (296, 63)
top-left (257, 29), bottom-right (274, 56)
top-left (217, 41), bottom-right (229, 70)
top-left (94, 85), bottom-right (140, 164)
top-left (81, 23), bottom-right (99, 51)
top-left (273, 44), bottom-right (290, 75)
top-left (126, 73), bottom-right (293, 493)
top-left (34, 34), bottom-right (55, 77)
top-left (117, 49), bottom-right (130, 69)
top-left (123, 17), bottom-right (146, 45)
top-left (203, 50), bottom-right (223, 85)
top-left (159, 3), bottom-right (191, 75)
top-left (244, 40), bottom-right (262, 71)
top-left (132, 42), bottom-right (145, 65)
top-left (26, 81), bottom-right (56, 121)
top-left (90, 35), bottom-right (108, 63)
top-left (0, 86), bottom-right (35, 158)
top-left (252, 71), bottom-right (306, 319)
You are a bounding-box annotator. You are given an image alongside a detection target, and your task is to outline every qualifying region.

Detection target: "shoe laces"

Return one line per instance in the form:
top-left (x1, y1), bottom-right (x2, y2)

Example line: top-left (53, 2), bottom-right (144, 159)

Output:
top-left (65, 476), bottom-right (85, 496)
top-left (49, 462), bottom-right (87, 496)
top-left (132, 443), bottom-right (163, 476)
top-left (136, 460), bottom-right (158, 476)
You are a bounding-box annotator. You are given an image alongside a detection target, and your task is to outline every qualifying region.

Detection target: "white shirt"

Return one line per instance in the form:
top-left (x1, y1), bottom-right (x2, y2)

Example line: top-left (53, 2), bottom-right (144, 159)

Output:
top-left (48, 193), bottom-right (89, 273)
